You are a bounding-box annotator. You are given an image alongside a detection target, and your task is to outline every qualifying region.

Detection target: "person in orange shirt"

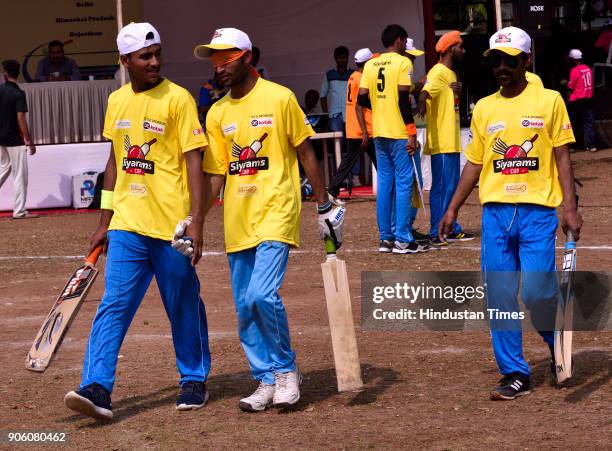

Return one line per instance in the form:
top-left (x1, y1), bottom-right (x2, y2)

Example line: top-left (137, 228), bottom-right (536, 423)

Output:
top-left (327, 48), bottom-right (377, 202)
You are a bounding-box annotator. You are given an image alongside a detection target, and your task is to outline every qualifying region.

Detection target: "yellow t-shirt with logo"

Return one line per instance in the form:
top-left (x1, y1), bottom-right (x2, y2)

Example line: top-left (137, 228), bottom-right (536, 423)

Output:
top-left (103, 79), bottom-right (207, 240)
top-left (359, 52), bottom-right (412, 139)
top-left (423, 63), bottom-right (461, 155)
top-left (203, 78), bottom-right (314, 253)
top-left (465, 82), bottom-right (575, 207)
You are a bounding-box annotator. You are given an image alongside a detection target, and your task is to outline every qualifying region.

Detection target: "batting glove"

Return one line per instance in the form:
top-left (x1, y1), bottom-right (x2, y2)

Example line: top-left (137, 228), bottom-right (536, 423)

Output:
top-left (171, 215), bottom-right (194, 257)
top-left (317, 201), bottom-right (345, 248)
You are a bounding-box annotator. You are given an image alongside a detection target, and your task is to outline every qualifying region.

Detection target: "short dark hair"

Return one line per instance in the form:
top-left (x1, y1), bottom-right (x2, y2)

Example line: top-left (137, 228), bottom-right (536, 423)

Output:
top-left (48, 40), bottom-right (63, 51)
top-left (252, 46), bottom-right (261, 58)
top-left (2, 60), bottom-right (20, 78)
top-left (381, 24), bottom-right (407, 48)
top-left (356, 61), bottom-right (366, 68)
top-left (334, 46), bottom-right (349, 58)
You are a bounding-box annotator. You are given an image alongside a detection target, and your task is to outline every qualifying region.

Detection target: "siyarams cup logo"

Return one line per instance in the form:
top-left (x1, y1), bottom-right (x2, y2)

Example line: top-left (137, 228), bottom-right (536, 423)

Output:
top-left (230, 133), bottom-right (269, 176)
top-left (122, 135), bottom-right (156, 175)
top-left (492, 134), bottom-right (540, 175)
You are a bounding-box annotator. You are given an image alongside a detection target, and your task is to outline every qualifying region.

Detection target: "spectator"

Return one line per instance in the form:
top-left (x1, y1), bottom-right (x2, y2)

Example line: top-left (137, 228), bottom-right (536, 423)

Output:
top-left (0, 60), bottom-right (37, 219)
top-left (565, 49), bottom-right (596, 152)
top-left (320, 46), bottom-right (353, 131)
top-left (303, 89), bottom-right (322, 114)
top-left (198, 71), bottom-right (228, 123)
top-left (251, 46), bottom-right (269, 79)
top-left (35, 40), bottom-right (81, 82)
top-left (595, 18), bottom-right (612, 56)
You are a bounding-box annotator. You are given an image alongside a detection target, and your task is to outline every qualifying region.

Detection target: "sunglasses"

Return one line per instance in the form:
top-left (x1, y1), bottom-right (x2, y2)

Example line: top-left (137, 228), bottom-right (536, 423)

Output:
top-left (488, 52), bottom-right (520, 69)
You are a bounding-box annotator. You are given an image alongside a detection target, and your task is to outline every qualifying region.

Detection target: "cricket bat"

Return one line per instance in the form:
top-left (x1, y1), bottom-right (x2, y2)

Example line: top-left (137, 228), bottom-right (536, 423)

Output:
top-left (554, 232), bottom-right (576, 384)
top-left (25, 246), bottom-right (104, 372)
top-left (321, 238), bottom-right (363, 392)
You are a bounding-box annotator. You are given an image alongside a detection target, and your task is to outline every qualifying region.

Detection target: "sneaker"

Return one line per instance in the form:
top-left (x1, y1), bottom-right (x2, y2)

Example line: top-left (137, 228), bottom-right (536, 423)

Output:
top-left (176, 381), bottom-right (209, 411)
top-left (428, 236), bottom-right (449, 249)
top-left (239, 382), bottom-right (275, 412)
top-left (392, 241), bottom-right (429, 254)
top-left (328, 192), bottom-right (346, 207)
top-left (64, 383), bottom-right (113, 420)
top-left (12, 212), bottom-right (39, 219)
top-left (273, 370), bottom-right (302, 408)
top-left (490, 373), bottom-right (531, 400)
top-left (411, 229), bottom-right (430, 241)
top-left (588, 147), bottom-right (597, 153)
top-left (446, 232), bottom-right (475, 242)
top-left (379, 239), bottom-right (394, 253)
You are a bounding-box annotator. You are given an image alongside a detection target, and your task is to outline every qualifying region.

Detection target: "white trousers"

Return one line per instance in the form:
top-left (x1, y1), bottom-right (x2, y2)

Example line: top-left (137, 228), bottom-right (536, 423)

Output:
top-left (0, 145), bottom-right (28, 217)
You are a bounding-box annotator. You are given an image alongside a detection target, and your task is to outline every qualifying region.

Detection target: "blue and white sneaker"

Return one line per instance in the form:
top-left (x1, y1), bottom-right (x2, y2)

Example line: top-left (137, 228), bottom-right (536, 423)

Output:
top-left (176, 381), bottom-right (209, 411)
top-left (65, 383), bottom-right (113, 420)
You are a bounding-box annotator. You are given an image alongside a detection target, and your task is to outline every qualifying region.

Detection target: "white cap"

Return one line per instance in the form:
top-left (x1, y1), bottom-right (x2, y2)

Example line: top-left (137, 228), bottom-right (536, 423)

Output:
top-left (484, 26), bottom-right (531, 57)
top-left (568, 49), bottom-right (583, 59)
top-left (117, 22), bottom-right (161, 56)
top-left (405, 38), bottom-right (424, 56)
top-left (194, 28), bottom-right (252, 59)
top-left (354, 48), bottom-right (373, 63)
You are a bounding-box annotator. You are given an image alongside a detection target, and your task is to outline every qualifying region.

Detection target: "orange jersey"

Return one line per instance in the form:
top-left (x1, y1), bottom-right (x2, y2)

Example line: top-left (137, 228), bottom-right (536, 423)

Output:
top-left (345, 71), bottom-right (372, 139)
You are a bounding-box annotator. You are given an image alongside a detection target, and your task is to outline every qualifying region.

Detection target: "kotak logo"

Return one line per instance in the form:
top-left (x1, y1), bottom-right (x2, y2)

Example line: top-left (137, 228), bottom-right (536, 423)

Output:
top-left (492, 134), bottom-right (540, 175)
top-left (521, 118), bottom-right (544, 128)
top-left (250, 117), bottom-right (273, 127)
top-left (143, 120), bottom-right (164, 134)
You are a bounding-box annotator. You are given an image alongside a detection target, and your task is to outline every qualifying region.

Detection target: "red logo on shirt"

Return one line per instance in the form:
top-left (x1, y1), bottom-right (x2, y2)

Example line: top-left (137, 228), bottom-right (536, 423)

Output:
top-left (229, 133), bottom-right (269, 176)
top-left (492, 134), bottom-right (540, 175)
top-left (122, 135), bottom-right (156, 175)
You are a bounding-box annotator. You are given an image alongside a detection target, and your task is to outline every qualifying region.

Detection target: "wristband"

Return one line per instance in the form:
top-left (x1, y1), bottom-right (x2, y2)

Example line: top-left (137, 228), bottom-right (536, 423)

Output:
top-left (405, 123), bottom-right (417, 136)
top-left (100, 190), bottom-right (114, 210)
top-left (317, 200), bottom-right (332, 214)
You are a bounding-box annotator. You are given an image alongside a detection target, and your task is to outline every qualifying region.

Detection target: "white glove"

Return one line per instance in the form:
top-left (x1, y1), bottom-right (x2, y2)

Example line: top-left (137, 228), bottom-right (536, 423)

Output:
top-left (171, 215), bottom-right (194, 257)
top-left (317, 201), bottom-right (345, 248)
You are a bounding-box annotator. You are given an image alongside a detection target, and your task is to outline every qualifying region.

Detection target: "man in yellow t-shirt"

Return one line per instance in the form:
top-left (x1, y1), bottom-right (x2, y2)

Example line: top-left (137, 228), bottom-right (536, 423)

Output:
top-left (64, 23), bottom-right (211, 421)
top-left (327, 48), bottom-right (376, 203)
top-left (418, 30), bottom-right (474, 246)
top-left (440, 27), bottom-right (582, 401)
top-left (192, 28), bottom-right (345, 412)
top-left (358, 24), bottom-right (428, 254)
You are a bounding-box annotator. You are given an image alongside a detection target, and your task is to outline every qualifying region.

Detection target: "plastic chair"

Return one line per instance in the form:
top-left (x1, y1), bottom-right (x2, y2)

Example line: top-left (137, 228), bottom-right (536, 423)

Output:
top-left (593, 41), bottom-right (612, 88)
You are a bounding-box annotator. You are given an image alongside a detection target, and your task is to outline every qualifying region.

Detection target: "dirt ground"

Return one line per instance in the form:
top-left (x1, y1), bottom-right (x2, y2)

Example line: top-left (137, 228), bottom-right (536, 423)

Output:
top-left (0, 149), bottom-right (611, 450)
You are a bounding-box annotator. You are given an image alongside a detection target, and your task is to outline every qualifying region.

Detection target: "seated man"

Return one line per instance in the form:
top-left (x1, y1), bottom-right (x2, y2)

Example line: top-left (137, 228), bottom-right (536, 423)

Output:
top-left (36, 40), bottom-right (81, 82)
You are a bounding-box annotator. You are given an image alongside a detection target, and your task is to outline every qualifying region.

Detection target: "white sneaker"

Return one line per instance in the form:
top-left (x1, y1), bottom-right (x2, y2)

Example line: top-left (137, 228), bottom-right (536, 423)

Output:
top-left (239, 382), bottom-right (275, 412)
top-left (273, 370), bottom-right (302, 408)
top-left (328, 192), bottom-right (346, 207)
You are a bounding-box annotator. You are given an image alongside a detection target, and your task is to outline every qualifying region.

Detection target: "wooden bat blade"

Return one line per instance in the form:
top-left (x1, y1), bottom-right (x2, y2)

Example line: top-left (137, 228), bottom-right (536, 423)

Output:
top-left (26, 248), bottom-right (102, 372)
top-left (321, 258), bottom-right (363, 392)
top-left (554, 244), bottom-right (576, 383)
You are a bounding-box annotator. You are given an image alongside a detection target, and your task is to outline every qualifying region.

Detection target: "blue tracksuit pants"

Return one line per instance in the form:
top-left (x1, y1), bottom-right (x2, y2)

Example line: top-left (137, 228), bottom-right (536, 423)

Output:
top-left (81, 230), bottom-right (211, 393)
top-left (429, 153), bottom-right (462, 237)
top-left (374, 137), bottom-right (415, 243)
top-left (482, 204), bottom-right (558, 377)
top-left (227, 241), bottom-right (295, 385)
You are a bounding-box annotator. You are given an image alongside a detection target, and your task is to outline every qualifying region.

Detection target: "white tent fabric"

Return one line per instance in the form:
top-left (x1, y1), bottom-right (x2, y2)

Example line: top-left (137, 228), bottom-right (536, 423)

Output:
top-left (143, 0), bottom-right (425, 102)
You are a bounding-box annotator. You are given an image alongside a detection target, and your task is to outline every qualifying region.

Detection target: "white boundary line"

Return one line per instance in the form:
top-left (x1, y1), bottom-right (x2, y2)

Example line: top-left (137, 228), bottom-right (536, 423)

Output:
top-left (2, 244), bottom-right (612, 261)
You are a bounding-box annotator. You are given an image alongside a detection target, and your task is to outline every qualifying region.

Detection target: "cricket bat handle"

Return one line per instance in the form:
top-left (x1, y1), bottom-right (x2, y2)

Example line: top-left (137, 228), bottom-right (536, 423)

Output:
top-left (324, 237), bottom-right (337, 261)
top-left (85, 246), bottom-right (104, 266)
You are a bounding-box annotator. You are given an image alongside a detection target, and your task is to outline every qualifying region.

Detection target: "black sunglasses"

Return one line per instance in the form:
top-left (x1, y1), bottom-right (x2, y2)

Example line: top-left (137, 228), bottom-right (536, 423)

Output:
top-left (488, 51), bottom-right (520, 69)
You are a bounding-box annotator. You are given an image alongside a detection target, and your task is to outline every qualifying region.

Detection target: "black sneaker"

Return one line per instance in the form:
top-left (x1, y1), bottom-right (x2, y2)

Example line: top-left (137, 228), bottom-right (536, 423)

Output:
top-left (176, 381), bottom-right (209, 411)
top-left (446, 232), bottom-right (475, 242)
top-left (428, 236), bottom-right (449, 249)
top-left (490, 373), bottom-right (531, 400)
top-left (64, 383), bottom-right (113, 420)
top-left (379, 239), bottom-right (394, 253)
top-left (411, 229), bottom-right (430, 241)
top-left (392, 241), bottom-right (429, 254)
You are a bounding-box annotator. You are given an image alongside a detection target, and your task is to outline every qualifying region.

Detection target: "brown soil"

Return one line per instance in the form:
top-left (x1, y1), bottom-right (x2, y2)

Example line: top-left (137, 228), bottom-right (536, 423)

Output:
top-left (0, 149), bottom-right (610, 450)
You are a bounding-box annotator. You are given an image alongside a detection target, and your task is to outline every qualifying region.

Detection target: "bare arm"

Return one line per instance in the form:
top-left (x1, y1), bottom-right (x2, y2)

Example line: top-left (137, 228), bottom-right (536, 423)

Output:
top-left (355, 102), bottom-right (369, 147)
top-left (90, 145), bottom-right (117, 253)
top-left (17, 112), bottom-right (35, 155)
top-left (296, 138), bottom-right (327, 204)
top-left (203, 172), bottom-right (225, 217)
top-left (438, 161), bottom-right (482, 239)
top-left (320, 97), bottom-right (328, 114)
top-left (184, 149), bottom-right (204, 265)
top-left (399, 85), bottom-right (417, 155)
top-left (554, 144), bottom-right (583, 240)
top-left (417, 90), bottom-right (430, 117)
